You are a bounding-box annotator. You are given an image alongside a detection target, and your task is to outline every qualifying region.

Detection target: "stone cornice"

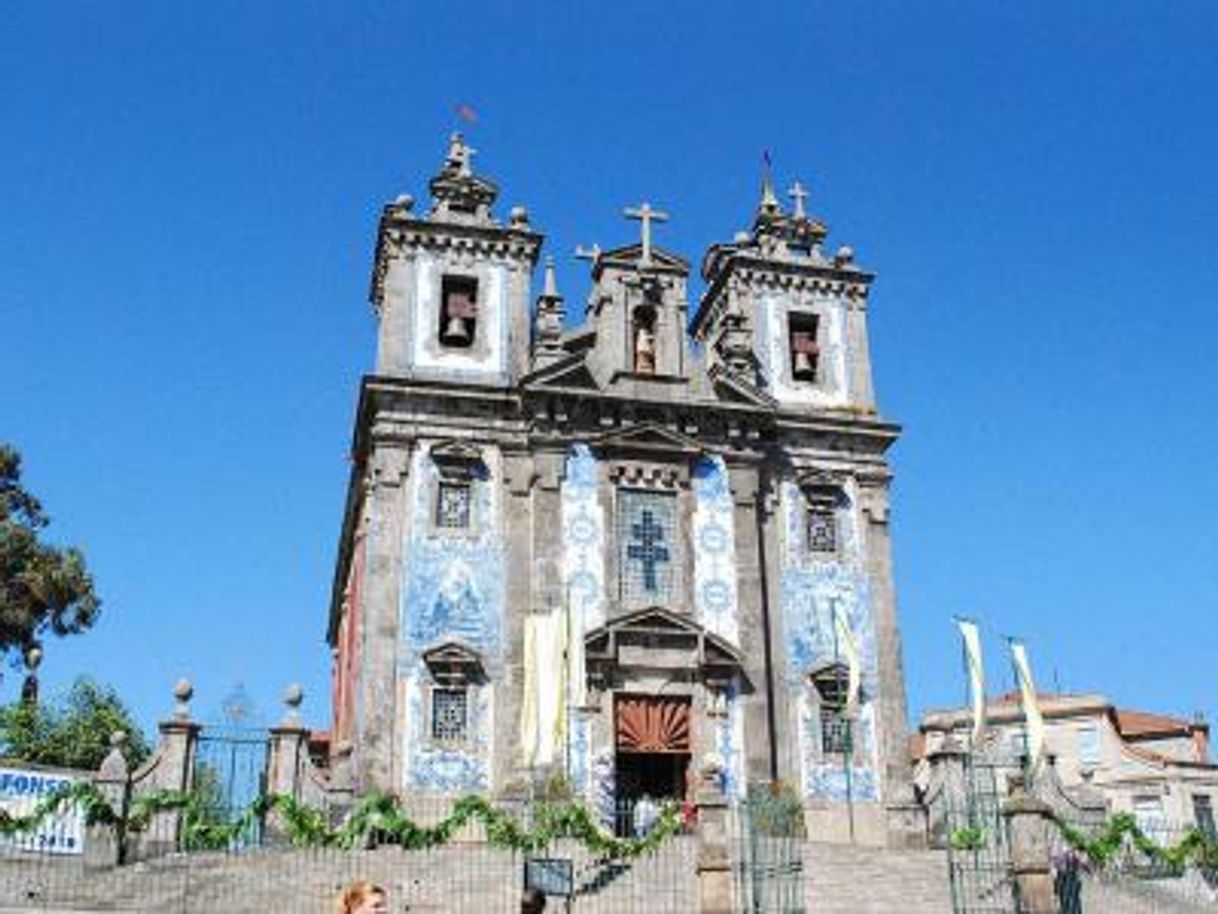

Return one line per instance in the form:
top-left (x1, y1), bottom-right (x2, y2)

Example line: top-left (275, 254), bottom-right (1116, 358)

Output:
top-left (369, 209), bottom-right (544, 314)
top-left (692, 253), bottom-right (873, 341)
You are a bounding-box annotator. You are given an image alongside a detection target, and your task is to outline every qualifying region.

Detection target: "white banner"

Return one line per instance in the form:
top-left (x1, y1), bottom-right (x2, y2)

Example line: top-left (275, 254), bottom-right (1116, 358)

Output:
top-left (1010, 641), bottom-right (1046, 774)
top-left (0, 768), bottom-right (84, 856)
top-left (956, 619), bottom-right (986, 746)
top-left (832, 601), bottom-right (861, 716)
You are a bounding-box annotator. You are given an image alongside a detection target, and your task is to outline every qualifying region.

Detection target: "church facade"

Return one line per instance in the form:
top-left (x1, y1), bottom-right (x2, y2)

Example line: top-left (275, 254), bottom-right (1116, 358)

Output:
top-left (326, 135), bottom-right (915, 843)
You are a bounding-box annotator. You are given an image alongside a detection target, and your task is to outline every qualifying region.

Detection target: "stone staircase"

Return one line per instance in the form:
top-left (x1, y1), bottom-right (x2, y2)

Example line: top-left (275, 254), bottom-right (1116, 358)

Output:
top-left (805, 841), bottom-right (952, 913)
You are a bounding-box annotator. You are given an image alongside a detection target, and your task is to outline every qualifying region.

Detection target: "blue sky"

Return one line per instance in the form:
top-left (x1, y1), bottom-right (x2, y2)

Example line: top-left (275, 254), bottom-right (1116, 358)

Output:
top-left (3, 2), bottom-right (1216, 737)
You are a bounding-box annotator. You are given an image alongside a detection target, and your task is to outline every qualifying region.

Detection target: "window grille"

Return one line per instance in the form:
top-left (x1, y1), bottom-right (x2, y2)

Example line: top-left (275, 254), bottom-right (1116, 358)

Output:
top-left (807, 504), bottom-right (837, 554)
top-left (436, 481), bottom-right (472, 530)
top-left (820, 706), bottom-right (851, 754)
top-left (431, 688), bottom-right (468, 744)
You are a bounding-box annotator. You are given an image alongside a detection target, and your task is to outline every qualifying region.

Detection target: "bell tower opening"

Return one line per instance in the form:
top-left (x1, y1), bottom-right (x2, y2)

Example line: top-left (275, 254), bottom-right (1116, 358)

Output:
top-left (439, 274), bottom-right (478, 348)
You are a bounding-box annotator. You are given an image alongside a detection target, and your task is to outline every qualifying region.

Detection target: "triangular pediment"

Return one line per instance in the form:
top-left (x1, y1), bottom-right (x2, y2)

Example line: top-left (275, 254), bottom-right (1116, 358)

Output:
top-left (707, 363), bottom-right (777, 408)
top-left (590, 421), bottom-right (703, 457)
top-left (422, 640), bottom-right (484, 667)
top-left (522, 352), bottom-right (600, 391)
top-left (597, 243), bottom-right (689, 274)
top-left (585, 606), bottom-right (743, 668)
top-left (429, 440), bottom-right (487, 480)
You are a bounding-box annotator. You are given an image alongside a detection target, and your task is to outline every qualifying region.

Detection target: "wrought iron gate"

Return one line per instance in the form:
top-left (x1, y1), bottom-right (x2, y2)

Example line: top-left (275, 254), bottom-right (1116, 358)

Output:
top-left (945, 757), bottom-right (1017, 914)
top-left (731, 789), bottom-right (806, 913)
top-left (193, 724), bottom-right (269, 847)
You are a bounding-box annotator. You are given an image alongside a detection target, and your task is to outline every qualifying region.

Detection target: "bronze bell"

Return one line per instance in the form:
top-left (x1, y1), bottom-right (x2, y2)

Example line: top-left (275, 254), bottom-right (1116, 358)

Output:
top-left (793, 349), bottom-right (815, 376)
top-left (441, 314), bottom-right (470, 345)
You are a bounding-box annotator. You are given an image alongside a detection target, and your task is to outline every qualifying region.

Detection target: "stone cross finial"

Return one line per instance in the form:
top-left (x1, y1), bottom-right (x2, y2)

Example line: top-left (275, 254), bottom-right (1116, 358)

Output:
top-left (624, 202), bottom-right (669, 264)
top-left (574, 243), bottom-right (602, 264)
top-left (788, 181), bottom-right (809, 219)
top-left (445, 132), bottom-right (475, 177)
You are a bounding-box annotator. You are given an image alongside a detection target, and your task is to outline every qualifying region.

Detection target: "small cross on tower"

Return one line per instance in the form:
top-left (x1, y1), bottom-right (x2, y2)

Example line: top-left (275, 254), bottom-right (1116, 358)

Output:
top-left (788, 181), bottom-right (810, 220)
top-left (624, 201), bottom-right (669, 264)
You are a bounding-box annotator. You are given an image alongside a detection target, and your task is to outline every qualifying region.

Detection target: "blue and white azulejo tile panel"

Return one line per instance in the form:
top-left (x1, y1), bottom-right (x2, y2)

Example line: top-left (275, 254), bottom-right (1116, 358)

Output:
top-left (561, 443), bottom-right (606, 633)
top-left (692, 455), bottom-right (739, 646)
top-left (777, 480), bottom-right (882, 803)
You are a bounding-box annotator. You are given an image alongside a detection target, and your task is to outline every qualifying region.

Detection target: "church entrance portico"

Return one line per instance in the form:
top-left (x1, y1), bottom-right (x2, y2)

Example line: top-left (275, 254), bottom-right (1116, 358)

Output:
top-left (584, 607), bottom-right (746, 826)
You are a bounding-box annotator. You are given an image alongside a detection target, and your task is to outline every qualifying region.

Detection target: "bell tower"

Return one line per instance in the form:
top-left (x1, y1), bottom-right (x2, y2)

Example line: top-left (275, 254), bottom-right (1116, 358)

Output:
top-left (693, 171), bottom-right (877, 413)
top-left (369, 134), bottom-right (542, 385)
top-left (580, 202), bottom-right (692, 389)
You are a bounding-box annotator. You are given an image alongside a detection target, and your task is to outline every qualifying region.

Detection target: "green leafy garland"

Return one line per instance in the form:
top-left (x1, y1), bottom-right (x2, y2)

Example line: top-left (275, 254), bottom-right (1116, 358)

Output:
top-left (0, 781), bottom-right (682, 859)
top-left (1056, 812), bottom-right (1218, 874)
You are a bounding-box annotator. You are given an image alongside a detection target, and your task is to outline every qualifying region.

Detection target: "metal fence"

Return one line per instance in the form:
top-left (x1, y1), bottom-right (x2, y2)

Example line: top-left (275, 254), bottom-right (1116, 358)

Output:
top-left (1050, 820), bottom-right (1218, 914)
top-left (0, 797), bottom-right (698, 913)
top-left (729, 790), bottom-right (806, 913)
top-left (944, 758), bottom-right (1017, 914)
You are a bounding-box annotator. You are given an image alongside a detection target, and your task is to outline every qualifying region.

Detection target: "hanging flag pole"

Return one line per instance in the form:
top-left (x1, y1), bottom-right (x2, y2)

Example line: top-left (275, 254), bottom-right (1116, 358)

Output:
top-left (953, 616), bottom-right (986, 753)
top-left (1008, 637), bottom-right (1046, 787)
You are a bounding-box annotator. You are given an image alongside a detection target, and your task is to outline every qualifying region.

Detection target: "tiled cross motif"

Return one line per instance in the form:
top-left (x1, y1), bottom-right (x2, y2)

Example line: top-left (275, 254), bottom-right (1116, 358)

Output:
top-left (627, 509), bottom-right (670, 591)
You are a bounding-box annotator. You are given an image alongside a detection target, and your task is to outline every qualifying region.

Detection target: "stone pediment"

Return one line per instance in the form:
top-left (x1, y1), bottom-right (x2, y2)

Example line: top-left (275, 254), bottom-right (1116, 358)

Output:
top-left (585, 606), bottom-right (742, 674)
top-left (595, 243), bottom-right (689, 276)
top-left (429, 440), bottom-right (487, 480)
top-left (590, 422), bottom-right (703, 458)
top-left (707, 363), bottom-right (777, 408)
top-left (522, 352), bottom-right (600, 390)
top-left (422, 640), bottom-right (486, 684)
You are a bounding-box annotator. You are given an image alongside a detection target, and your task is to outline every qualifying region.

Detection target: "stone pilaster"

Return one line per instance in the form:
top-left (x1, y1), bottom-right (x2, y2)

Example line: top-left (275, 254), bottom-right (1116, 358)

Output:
top-left (728, 461), bottom-right (779, 787)
top-left (355, 442), bottom-right (412, 793)
top-left (495, 449), bottom-right (539, 792)
top-left (857, 475), bottom-right (916, 825)
top-left (695, 762), bottom-right (733, 914)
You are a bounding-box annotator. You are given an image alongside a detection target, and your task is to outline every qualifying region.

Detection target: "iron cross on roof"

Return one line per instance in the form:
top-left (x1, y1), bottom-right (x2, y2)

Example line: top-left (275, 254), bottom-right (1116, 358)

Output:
top-left (623, 201), bottom-right (669, 264)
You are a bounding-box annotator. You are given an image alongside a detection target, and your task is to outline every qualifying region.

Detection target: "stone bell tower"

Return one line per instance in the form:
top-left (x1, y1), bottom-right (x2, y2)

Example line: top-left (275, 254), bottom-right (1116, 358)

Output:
top-left (693, 172), bottom-right (878, 413)
top-left (369, 133), bottom-right (543, 385)
top-left (579, 203), bottom-right (692, 389)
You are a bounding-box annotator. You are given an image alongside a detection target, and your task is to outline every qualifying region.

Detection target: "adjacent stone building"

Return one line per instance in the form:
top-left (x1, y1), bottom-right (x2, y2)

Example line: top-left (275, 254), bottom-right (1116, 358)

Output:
top-left (326, 134), bottom-right (915, 843)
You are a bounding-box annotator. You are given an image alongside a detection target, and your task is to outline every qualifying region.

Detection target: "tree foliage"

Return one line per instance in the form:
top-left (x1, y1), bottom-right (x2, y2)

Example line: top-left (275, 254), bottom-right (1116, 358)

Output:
top-left (0, 444), bottom-right (100, 657)
top-left (0, 677), bottom-right (151, 770)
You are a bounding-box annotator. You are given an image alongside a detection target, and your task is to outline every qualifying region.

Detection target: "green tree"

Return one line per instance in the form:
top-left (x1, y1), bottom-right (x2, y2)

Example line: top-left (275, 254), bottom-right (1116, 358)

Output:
top-left (0, 677), bottom-right (151, 770)
top-left (0, 444), bottom-right (100, 661)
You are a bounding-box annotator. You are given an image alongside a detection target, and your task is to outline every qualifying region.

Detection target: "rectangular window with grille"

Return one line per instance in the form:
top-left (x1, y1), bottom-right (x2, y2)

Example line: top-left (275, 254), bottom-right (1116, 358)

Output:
top-left (436, 481), bottom-right (472, 530)
top-left (616, 489), bottom-right (678, 607)
top-left (430, 688), bottom-right (468, 744)
top-left (807, 504), bottom-right (837, 554)
top-left (820, 706), bottom-right (851, 754)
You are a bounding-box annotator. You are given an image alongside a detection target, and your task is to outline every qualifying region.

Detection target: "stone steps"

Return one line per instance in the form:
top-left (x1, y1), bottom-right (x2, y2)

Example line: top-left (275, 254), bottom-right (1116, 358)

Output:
top-left (804, 842), bottom-right (953, 913)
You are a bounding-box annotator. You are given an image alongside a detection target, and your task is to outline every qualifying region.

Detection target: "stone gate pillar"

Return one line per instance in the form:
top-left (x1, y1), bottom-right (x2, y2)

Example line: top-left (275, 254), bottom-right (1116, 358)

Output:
top-left (1003, 785), bottom-right (1058, 914)
top-left (695, 758), bottom-right (733, 914)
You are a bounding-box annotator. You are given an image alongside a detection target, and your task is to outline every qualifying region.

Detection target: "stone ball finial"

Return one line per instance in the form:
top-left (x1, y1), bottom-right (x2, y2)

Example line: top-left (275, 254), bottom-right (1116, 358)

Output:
top-left (109, 730), bottom-right (127, 748)
top-left (833, 244), bottom-right (855, 266)
top-left (173, 678), bottom-right (194, 720)
top-left (284, 683), bottom-right (304, 709)
top-left (24, 645), bottom-right (42, 671)
top-left (393, 193), bottom-right (415, 211)
top-left (509, 205), bottom-right (530, 228)
top-left (733, 231), bottom-right (750, 243)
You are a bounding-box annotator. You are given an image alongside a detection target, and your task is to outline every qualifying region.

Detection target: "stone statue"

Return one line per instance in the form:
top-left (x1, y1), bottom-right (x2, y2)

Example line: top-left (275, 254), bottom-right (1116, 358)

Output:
top-left (634, 321), bottom-right (656, 374)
